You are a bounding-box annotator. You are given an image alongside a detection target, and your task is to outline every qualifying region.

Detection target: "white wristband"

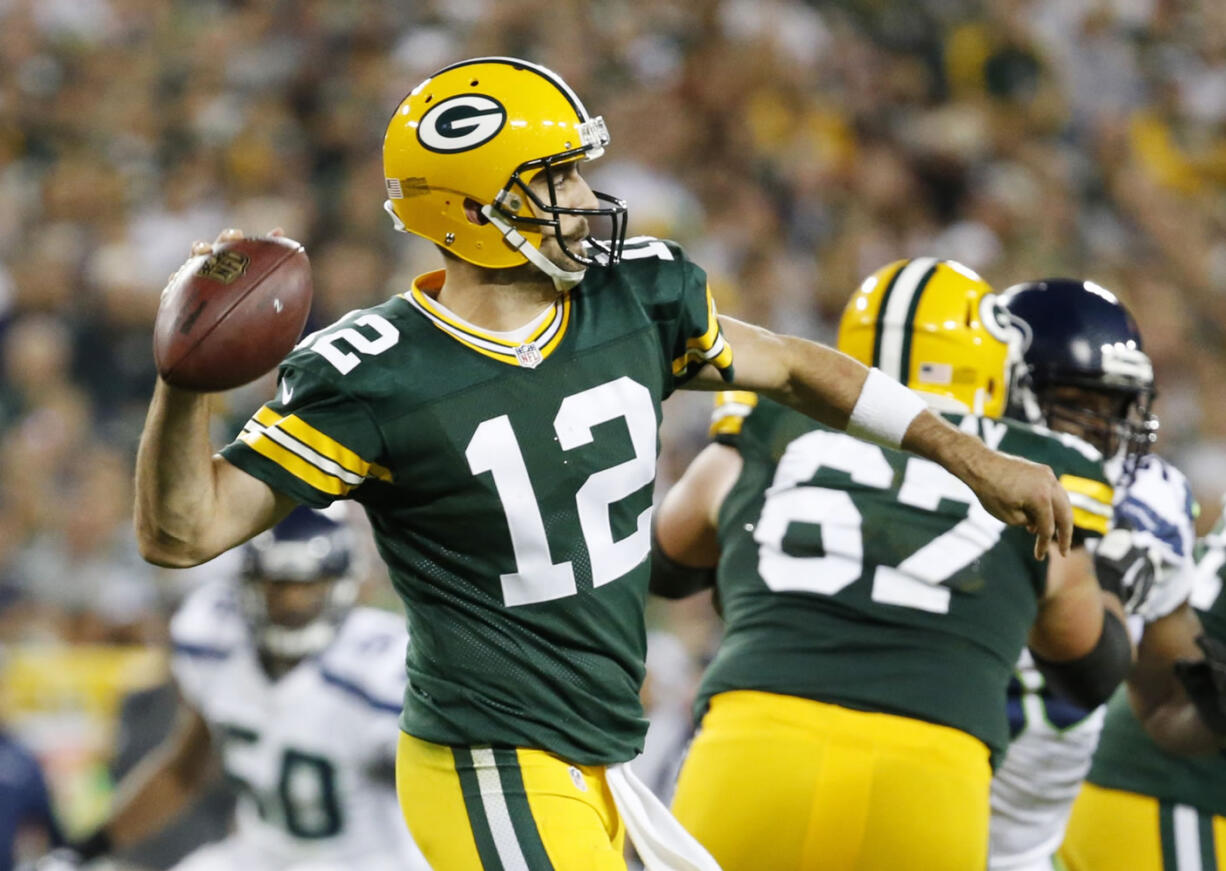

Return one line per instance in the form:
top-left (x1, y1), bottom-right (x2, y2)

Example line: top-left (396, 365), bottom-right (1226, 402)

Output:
top-left (846, 367), bottom-right (928, 449)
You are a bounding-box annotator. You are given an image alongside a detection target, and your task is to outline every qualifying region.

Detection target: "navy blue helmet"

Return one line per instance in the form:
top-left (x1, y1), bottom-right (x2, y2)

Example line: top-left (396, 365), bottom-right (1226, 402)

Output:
top-left (1000, 278), bottom-right (1157, 478)
top-left (240, 506), bottom-right (359, 659)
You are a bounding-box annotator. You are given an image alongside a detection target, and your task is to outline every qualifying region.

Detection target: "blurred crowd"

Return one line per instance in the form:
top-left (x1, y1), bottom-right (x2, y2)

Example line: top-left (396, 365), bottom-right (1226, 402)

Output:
top-left (1, 0), bottom-right (1225, 851)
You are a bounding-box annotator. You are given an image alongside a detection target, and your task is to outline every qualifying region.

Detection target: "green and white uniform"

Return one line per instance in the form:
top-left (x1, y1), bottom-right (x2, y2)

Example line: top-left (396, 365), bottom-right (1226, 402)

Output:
top-left (1085, 514), bottom-right (1226, 829)
top-left (699, 393), bottom-right (1113, 762)
top-left (222, 237), bottom-right (732, 766)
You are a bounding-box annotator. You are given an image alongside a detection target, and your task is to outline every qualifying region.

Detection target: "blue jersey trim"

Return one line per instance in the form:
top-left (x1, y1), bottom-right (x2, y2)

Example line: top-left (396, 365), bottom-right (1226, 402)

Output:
top-left (320, 669), bottom-right (402, 714)
top-left (172, 641), bottom-right (232, 660)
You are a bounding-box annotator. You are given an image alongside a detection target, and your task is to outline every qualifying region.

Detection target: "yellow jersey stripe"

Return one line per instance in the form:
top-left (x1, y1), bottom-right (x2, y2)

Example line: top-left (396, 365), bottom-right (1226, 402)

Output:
top-left (1059, 474), bottom-right (1114, 507)
top-left (240, 430), bottom-right (350, 496)
top-left (277, 414), bottom-right (393, 483)
top-left (255, 405), bottom-right (282, 427)
top-left (404, 272), bottom-right (571, 367)
top-left (538, 294), bottom-right (571, 356)
top-left (1072, 507), bottom-right (1110, 536)
top-left (687, 286), bottom-right (721, 350)
top-left (672, 290), bottom-right (734, 376)
top-left (709, 391), bottom-right (758, 438)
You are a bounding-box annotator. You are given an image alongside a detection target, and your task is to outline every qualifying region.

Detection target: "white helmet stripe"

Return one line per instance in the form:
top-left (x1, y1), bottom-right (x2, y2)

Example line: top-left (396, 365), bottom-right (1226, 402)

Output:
top-left (876, 257), bottom-right (940, 383)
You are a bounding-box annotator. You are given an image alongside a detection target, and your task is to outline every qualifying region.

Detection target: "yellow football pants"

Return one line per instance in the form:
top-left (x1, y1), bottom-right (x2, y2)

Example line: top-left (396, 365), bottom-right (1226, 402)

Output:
top-left (671, 690), bottom-right (992, 871)
top-left (1060, 782), bottom-right (1226, 871)
top-left (396, 731), bottom-right (627, 871)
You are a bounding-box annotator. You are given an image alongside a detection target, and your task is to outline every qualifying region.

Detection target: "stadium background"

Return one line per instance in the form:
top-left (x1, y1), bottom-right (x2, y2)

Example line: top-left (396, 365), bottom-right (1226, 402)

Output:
top-left (1, 0), bottom-right (1225, 863)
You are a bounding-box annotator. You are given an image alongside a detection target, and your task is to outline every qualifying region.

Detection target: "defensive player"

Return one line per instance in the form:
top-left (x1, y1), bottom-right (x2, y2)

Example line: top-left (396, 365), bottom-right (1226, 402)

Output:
top-left (133, 58), bottom-right (1074, 870)
top-left (1059, 504), bottom-right (1226, 869)
top-left (987, 279), bottom-right (1202, 871)
top-left (46, 508), bottom-right (429, 871)
top-left (655, 259), bottom-right (1129, 871)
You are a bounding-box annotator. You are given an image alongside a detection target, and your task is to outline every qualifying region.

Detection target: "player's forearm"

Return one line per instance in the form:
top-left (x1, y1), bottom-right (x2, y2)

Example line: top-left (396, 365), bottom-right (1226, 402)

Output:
top-left (134, 379), bottom-right (223, 566)
top-left (1130, 684), bottom-right (1221, 755)
top-left (757, 333), bottom-right (865, 430)
top-left (101, 712), bottom-right (214, 850)
top-left (105, 753), bottom-right (212, 849)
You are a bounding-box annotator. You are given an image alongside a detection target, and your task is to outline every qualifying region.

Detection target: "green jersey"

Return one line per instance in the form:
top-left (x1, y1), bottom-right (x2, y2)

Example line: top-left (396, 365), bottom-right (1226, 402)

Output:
top-left (221, 237), bottom-right (733, 765)
top-left (698, 393), bottom-right (1113, 761)
top-left (1087, 514), bottom-right (1226, 816)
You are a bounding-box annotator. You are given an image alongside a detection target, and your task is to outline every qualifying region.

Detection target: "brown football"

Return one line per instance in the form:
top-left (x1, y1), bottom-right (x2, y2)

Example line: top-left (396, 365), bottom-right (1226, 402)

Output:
top-left (153, 236), bottom-right (313, 392)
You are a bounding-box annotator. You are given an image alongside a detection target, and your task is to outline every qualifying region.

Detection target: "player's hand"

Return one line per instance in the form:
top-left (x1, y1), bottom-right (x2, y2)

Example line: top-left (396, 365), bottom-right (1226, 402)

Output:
top-left (970, 450), bottom-right (1072, 561)
top-left (162, 227), bottom-right (286, 297)
top-left (1093, 527), bottom-right (1161, 613)
top-left (1173, 635), bottom-right (1226, 736)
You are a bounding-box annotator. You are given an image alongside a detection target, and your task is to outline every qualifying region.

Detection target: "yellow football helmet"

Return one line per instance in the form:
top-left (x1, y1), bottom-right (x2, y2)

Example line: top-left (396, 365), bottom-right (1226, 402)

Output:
top-left (837, 258), bottom-right (1022, 418)
top-left (383, 57), bottom-right (627, 288)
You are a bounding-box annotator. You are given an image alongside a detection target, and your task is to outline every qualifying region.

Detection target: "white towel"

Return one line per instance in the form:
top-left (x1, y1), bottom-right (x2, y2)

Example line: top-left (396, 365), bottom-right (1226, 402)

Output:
top-left (605, 762), bottom-right (722, 871)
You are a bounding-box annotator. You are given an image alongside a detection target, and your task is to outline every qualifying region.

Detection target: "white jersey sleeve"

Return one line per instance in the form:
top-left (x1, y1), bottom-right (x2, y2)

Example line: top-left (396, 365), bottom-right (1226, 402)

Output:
top-left (169, 579), bottom-right (248, 710)
top-left (1114, 455), bottom-right (1199, 622)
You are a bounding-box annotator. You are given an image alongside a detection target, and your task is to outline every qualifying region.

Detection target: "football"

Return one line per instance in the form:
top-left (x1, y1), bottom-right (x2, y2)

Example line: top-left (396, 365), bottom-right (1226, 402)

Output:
top-left (153, 235), bottom-right (313, 392)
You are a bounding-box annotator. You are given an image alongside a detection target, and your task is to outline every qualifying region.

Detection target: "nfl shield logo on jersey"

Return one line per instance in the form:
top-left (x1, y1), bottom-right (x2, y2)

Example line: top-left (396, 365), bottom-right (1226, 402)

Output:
top-left (515, 342), bottom-right (543, 369)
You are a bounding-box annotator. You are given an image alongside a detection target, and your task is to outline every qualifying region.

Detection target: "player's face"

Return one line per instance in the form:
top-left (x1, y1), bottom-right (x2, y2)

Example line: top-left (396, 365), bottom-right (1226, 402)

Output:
top-left (258, 578), bottom-right (334, 629)
top-left (527, 161), bottom-right (598, 268)
top-left (1040, 385), bottom-right (1130, 456)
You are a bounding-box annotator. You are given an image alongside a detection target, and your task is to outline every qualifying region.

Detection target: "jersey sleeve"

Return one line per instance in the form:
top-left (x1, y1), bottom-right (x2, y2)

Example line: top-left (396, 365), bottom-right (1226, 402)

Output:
top-left (631, 238), bottom-right (734, 388)
top-left (1020, 428), bottom-right (1115, 543)
top-left (709, 390), bottom-right (760, 447)
top-left (220, 344), bottom-right (390, 508)
top-left (1117, 456), bottom-right (1200, 621)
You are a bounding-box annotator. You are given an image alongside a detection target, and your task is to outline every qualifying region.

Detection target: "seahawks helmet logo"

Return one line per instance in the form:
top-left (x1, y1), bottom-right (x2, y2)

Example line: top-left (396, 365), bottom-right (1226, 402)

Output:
top-left (417, 95), bottom-right (507, 153)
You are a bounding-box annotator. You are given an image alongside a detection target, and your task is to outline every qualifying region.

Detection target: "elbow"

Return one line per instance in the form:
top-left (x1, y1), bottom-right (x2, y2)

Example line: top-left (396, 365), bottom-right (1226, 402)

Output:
top-left (134, 518), bottom-right (215, 568)
top-left (1032, 611), bottom-right (1132, 710)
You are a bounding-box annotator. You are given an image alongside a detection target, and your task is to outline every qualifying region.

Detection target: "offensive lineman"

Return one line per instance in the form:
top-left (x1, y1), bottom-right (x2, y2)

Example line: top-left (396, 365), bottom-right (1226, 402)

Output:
top-left (134, 58), bottom-right (1074, 870)
top-left (653, 259), bottom-right (1130, 871)
top-left (1059, 502), bottom-right (1226, 869)
top-left (988, 279), bottom-right (1201, 871)
top-left (44, 508), bottom-right (429, 871)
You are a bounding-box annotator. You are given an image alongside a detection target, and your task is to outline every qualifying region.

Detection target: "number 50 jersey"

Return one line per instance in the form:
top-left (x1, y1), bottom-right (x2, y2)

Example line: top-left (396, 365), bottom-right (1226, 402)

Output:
top-left (221, 239), bottom-right (733, 766)
top-left (699, 394), bottom-right (1113, 762)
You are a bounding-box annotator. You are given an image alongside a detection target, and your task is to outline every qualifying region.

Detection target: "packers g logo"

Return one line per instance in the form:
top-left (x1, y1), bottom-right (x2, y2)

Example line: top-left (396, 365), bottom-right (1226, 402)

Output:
top-left (417, 95), bottom-right (507, 153)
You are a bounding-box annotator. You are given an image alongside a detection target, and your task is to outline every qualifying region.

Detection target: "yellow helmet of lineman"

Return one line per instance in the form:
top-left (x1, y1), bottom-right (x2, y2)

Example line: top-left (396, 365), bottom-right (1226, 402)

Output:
top-left (838, 258), bottom-right (1023, 418)
top-left (383, 57), bottom-right (627, 287)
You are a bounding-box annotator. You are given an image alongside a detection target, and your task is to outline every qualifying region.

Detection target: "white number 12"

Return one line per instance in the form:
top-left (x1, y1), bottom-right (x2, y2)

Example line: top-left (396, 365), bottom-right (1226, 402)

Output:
top-left (465, 377), bottom-right (657, 607)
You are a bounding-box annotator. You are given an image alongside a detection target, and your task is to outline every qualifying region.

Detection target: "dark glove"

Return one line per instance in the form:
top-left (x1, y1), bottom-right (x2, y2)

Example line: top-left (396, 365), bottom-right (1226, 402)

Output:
top-left (1093, 528), bottom-right (1159, 614)
top-left (1173, 634), bottom-right (1226, 736)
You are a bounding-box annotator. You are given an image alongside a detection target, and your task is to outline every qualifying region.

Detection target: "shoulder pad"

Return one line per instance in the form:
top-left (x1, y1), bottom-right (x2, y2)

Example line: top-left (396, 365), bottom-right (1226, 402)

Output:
top-left (1115, 455), bottom-right (1198, 560)
top-left (169, 579), bottom-right (246, 659)
top-left (317, 607), bottom-right (408, 714)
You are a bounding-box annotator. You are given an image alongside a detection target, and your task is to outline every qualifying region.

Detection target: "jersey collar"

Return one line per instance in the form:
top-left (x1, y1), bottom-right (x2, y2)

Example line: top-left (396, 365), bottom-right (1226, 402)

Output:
top-left (404, 271), bottom-right (571, 369)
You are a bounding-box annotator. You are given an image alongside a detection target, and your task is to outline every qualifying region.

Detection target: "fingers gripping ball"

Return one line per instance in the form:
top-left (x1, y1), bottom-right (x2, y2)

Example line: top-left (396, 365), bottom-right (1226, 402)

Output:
top-left (154, 236), bottom-right (312, 392)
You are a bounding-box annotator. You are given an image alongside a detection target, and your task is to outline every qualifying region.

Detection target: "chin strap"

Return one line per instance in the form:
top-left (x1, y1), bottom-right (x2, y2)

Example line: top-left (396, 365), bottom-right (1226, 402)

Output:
top-left (480, 205), bottom-right (586, 292)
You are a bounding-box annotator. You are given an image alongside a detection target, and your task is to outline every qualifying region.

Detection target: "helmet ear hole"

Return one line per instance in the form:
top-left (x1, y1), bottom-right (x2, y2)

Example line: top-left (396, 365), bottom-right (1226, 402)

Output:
top-left (463, 198), bottom-right (490, 225)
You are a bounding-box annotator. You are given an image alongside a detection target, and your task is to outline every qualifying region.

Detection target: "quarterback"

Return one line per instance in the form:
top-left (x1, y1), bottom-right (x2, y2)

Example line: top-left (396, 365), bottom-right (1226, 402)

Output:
top-left (655, 260), bottom-right (1130, 871)
top-left (42, 508), bottom-right (428, 871)
top-left (134, 58), bottom-right (1074, 870)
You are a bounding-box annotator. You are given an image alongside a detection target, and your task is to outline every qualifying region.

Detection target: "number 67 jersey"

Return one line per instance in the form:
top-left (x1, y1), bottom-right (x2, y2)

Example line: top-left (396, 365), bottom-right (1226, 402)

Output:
top-left (221, 239), bottom-right (733, 767)
top-left (698, 395), bottom-right (1113, 764)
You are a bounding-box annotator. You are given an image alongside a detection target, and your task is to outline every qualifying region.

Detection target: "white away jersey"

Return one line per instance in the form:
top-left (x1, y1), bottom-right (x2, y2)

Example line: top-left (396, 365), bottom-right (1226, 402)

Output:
top-left (170, 580), bottom-right (429, 871)
top-left (988, 454), bottom-right (1198, 869)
